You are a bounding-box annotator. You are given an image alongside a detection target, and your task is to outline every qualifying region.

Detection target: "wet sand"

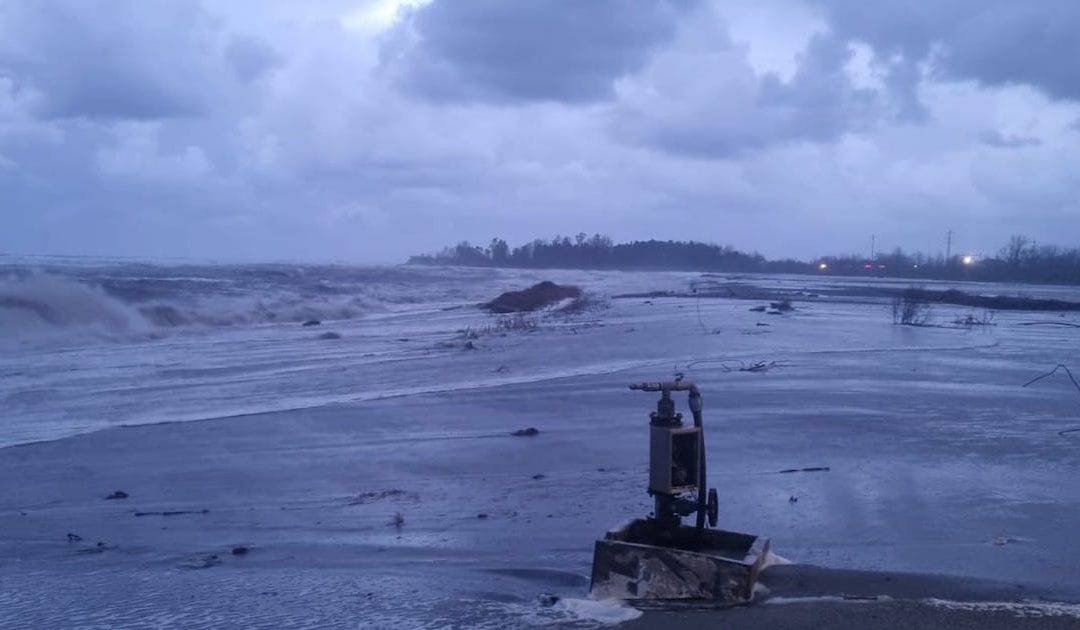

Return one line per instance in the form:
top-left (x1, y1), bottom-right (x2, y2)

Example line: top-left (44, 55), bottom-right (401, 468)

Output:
top-left (3, 277), bottom-right (1080, 626)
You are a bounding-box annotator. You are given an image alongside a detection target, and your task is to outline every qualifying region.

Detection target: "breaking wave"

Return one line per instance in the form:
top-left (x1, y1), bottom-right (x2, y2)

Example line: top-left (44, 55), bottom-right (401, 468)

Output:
top-left (0, 272), bottom-right (146, 337)
top-left (0, 269), bottom-right (381, 343)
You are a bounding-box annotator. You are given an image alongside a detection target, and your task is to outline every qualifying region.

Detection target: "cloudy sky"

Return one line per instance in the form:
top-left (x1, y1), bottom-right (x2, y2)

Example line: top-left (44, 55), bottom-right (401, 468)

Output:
top-left (2, 0), bottom-right (1079, 262)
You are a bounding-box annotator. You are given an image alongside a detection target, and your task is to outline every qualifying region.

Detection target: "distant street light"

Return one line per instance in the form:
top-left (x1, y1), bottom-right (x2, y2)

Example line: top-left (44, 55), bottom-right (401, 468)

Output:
top-left (962, 255), bottom-right (975, 266)
top-left (818, 262), bottom-right (828, 271)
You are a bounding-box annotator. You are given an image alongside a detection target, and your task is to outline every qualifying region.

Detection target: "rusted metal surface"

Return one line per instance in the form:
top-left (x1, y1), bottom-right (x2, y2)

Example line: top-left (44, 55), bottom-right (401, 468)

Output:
top-left (590, 518), bottom-right (769, 603)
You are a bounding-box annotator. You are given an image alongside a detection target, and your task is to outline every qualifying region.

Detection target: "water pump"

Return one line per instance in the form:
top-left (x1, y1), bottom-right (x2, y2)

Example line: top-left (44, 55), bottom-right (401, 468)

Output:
top-left (632, 379), bottom-right (718, 534)
top-left (589, 378), bottom-right (769, 602)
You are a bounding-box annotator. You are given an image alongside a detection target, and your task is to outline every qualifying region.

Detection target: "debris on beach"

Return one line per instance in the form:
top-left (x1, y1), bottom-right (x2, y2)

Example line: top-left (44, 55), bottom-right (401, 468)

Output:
top-left (511, 427), bottom-right (540, 437)
top-left (183, 554), bottom-right (222, 569)
top-left (133, 509), bottom-right (209, 517)
top-left (66, 532), bottom-right (82, 542)
top-left (104, 490), bottom-right (129, 500)
top-left (231, 546), bottom-right (250, 556)
top-left (302, 319), bottom-right (321, 327)
top-left (392, 512), bottom-right (405, 528)
top-left (346, 489), bottom-right (418, 505)
top-left (318, 331), bottom-right (342, 340)
top-left (75, 541), bottom-right (115, 555)
top-left (777, 466), bottom-right (830, 474)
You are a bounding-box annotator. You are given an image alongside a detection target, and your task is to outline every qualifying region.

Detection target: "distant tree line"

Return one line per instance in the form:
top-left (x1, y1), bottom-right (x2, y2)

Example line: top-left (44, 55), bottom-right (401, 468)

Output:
top-left (409, 234), bottom-right (1080, 284)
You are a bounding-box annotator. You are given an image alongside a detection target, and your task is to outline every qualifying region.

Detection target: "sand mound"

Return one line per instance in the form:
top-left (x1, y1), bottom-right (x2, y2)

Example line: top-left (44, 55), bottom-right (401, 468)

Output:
top-left (483, 281), bottom-right (582, 313)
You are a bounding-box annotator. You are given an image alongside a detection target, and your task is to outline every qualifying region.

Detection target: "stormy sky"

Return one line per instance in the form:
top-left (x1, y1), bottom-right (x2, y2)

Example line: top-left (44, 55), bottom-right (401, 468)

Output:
top-left (2, 0), bottom-right (1079, 262)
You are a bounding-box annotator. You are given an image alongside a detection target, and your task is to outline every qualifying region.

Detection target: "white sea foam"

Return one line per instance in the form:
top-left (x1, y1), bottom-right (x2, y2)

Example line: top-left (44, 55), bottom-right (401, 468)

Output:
top-left (924, 598), bottom-right (1080, 619)
top-left (760, 550), bottom-right (794, 570)
top-left (489, 598), bottom-right (643, 627)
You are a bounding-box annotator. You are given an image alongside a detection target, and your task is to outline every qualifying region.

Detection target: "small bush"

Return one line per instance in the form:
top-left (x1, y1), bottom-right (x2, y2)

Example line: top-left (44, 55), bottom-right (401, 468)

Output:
top-left (953, 311), bottom-right (996, 329)
top-left (892, 290), bottom-right (932, 326)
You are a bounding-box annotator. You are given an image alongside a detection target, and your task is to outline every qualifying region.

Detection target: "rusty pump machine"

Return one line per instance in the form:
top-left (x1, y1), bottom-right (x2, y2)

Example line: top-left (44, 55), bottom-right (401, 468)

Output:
top-left (589, 379), bottom-right (769, 603)
top-left (637, 380), bottom-right (718, 534)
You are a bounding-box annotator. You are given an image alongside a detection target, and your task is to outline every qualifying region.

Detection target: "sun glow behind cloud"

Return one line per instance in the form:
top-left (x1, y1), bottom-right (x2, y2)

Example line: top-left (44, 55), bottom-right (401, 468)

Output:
top-left (341, 0), bottom-right (433, 34)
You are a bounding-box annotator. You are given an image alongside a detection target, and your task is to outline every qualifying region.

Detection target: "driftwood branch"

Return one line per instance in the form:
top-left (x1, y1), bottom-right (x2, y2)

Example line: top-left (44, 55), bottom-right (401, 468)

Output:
top-left (1022, 365), bottom-right (1080, 436)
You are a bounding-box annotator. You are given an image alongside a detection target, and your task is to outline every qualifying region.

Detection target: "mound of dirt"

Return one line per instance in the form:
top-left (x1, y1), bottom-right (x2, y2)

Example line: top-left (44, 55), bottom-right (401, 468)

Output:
top-left (483, 281), bottom-right (582, 313)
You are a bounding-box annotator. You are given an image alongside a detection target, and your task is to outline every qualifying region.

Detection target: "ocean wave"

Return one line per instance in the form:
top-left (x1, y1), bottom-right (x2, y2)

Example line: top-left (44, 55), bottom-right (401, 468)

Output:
top-left (0, 270), bottom-right (384, 343)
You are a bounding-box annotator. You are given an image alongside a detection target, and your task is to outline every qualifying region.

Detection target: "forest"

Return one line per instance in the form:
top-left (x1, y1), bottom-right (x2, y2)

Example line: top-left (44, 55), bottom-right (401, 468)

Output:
top-left (409, 234), bottom-right (1080, 284)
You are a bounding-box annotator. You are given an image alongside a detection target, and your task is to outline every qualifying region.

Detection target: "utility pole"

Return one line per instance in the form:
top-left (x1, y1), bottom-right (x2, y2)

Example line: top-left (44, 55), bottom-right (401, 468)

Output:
top-left (870, 234), bottom-right (876, 261)
top-left (946, 229), bottom-right (953, 261)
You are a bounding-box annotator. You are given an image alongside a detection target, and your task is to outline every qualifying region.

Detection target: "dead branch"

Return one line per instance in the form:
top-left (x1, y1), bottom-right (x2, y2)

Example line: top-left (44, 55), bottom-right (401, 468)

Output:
top-left (1021, 365), bottom-right (1080, 437)
top-left (1022, 364), bottom-right (1080, 392)
top-left (1017, 321), bottom-right (1080, 328)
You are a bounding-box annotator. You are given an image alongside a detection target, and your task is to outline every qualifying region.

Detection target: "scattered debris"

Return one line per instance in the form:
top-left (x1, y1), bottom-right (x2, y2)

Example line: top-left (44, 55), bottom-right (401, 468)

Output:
top-left (477, 513), bottom-right (489, 519)
top-left (346, 490), bottom-right (418, 505)
top-left (953, 312), bottom-right (996, 328)
top-left (756, 322), bottom-right (770, 327)
top-left (1017, 321), bottom-right (1080, 328)
top-left (76, 541), bottom-right (114, 555)
top-left (559, 294), bottom-right (610, 315)
top-left (184, 554), bottom-right (222, 570)
top-left (302, 319), bottom-right (321, 327)
top-left (231, 546), bottom-right (250, 556)
top-left (777, 466), bottom-right (830, 474)
top-left (770, 300), bottom-right (795, 312)
top-left (788, 496), bottom-right (798, 504)
top-left (532, 474), bottom-right (546, 480)
top-left (318, 331), bottom-right (342, 340)
top-left (494, 365), bottom-right (509, 373)
top-left (740, 360), bottom-right (785, 373)
top-left (483, 281), bottom-right (582, 313)
top-left (749, 305), bottom-right (766, 312)
top-left (392, 512), bottom-right (405, 528)
top-left (66, 532), bottom-right (82, 542)
top-left (104, 490), bottom-right (129, 500)
top-left (482, 314), bottom-right (541, 335)
top-left (463, 340), bottom-right (478, 351)
top-left (133, 509), bottom-right (210, 517)
top-left (511, 427), bottom-right (540, 437)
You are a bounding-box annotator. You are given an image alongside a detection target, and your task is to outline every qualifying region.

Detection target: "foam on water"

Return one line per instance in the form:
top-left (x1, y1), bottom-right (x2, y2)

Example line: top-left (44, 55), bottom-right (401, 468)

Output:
top-left (487, 598), bottom-right (643, 627)
top-left (924, 598), bottom-right (1080, 619)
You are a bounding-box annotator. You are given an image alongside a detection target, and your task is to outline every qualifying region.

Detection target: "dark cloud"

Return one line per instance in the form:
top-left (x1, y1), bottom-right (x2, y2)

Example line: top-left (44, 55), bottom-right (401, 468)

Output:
top-left (812, 0), bottom-right (1080, 102)
top-left (615, 32), bottom-right (879, 157)
top-left (979, 130), bottom-right (1042, 149)
top-left (386, 0), bottom-right (696, 103)
top-left (225, 36), bottom-right (282, 83)
top-left (0, 1), bottom-right (228, 120)
top-left (3, 0), bottom-right (1080, 262)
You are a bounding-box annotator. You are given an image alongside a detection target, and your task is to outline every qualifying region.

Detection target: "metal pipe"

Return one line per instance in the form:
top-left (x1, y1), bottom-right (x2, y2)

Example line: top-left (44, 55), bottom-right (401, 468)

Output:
top-left (689, 389), bottom-right (707, 534)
